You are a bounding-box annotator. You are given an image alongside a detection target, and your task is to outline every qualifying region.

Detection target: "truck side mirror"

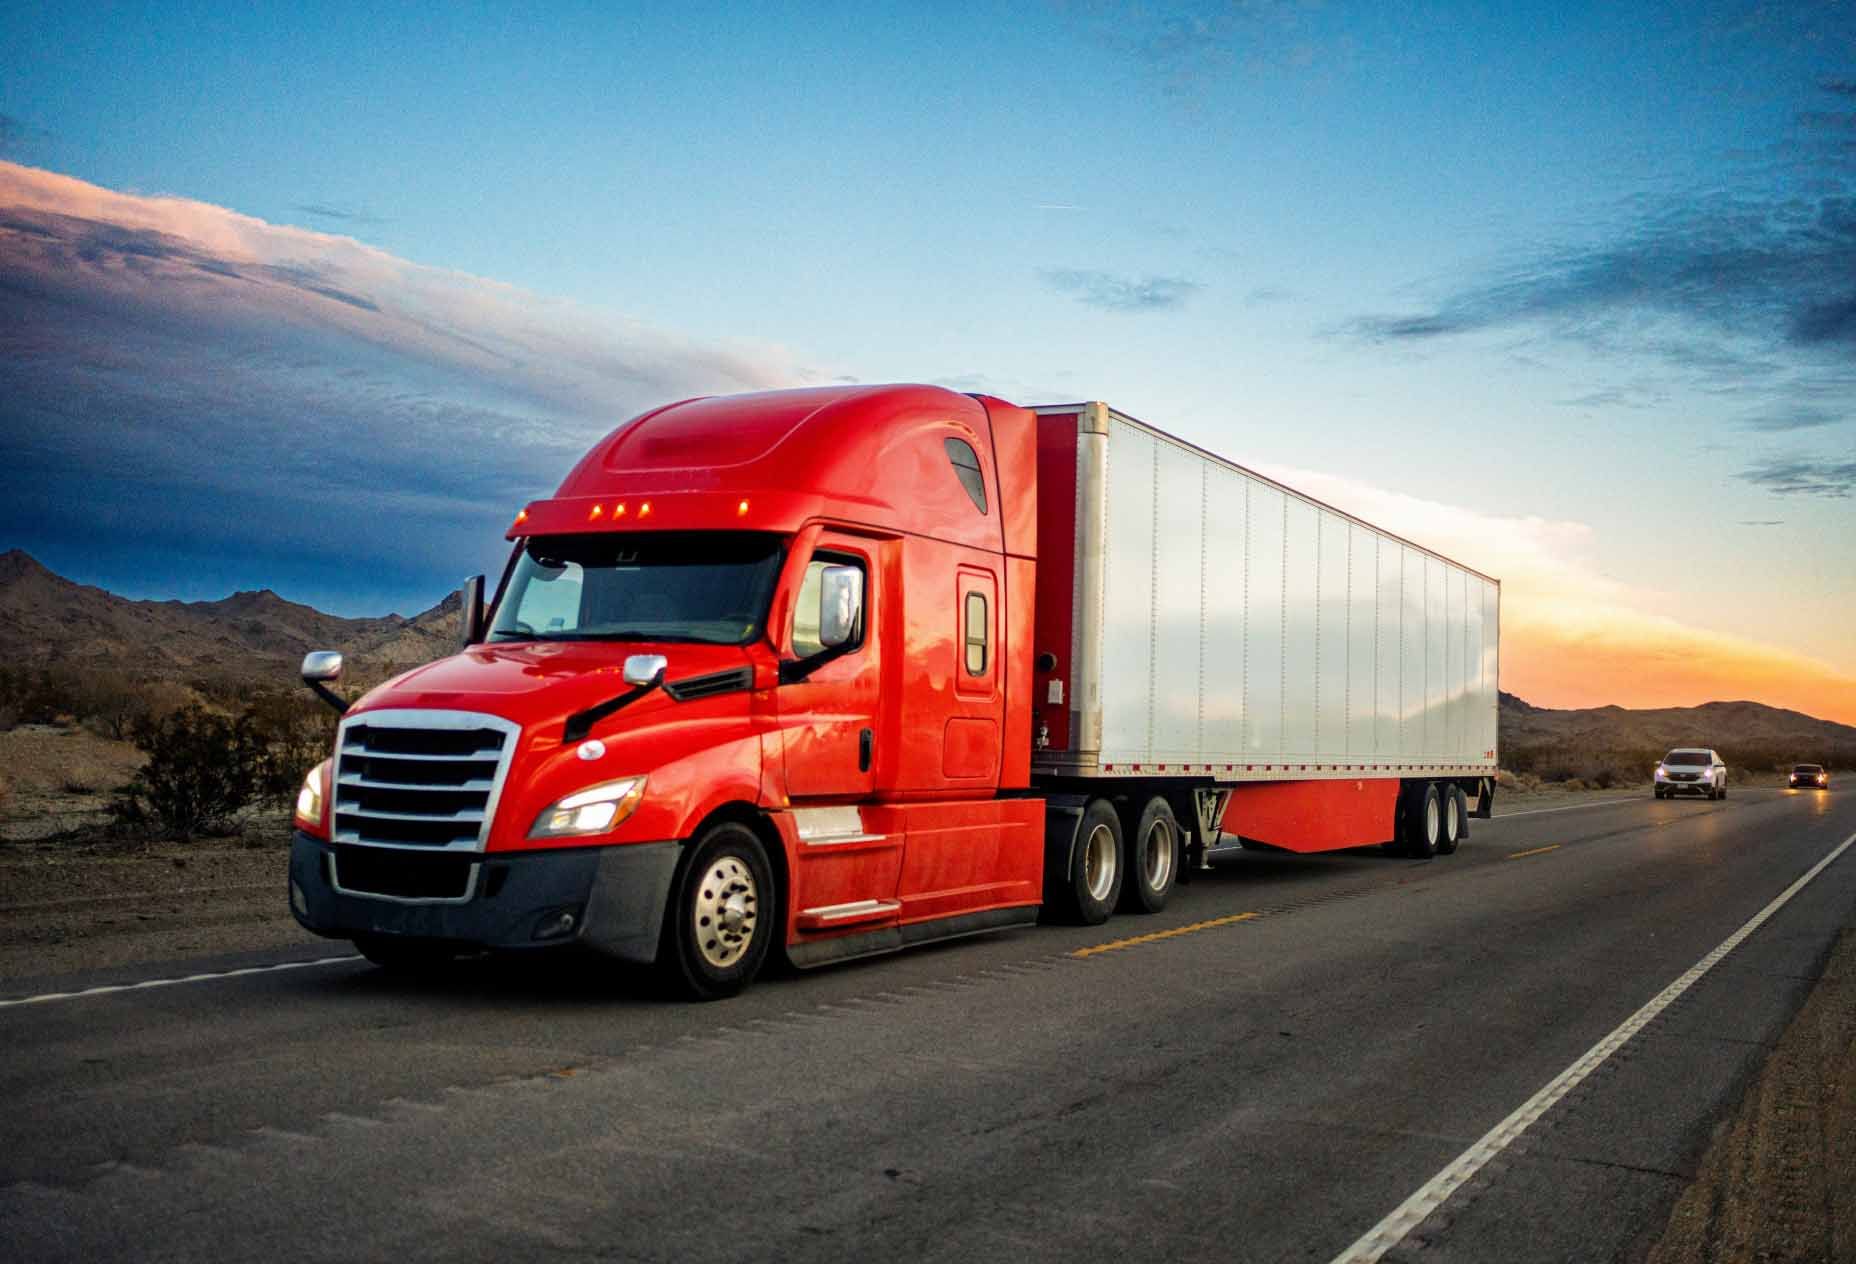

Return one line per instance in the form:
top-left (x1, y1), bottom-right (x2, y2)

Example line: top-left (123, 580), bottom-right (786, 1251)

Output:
top-left (622, 654), bottom-right (668, 688)
top-left (817, 565), bottom-right (863, 649)
top-left (459, 574), bottom-right (486, 647)
top-left (300, 650), bottom-right (348, 715)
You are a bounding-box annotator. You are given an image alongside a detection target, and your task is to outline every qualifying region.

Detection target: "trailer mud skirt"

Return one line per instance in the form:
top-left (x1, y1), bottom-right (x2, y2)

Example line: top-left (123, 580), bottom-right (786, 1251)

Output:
top-left (1223, 779), bottom-right (1402, 853)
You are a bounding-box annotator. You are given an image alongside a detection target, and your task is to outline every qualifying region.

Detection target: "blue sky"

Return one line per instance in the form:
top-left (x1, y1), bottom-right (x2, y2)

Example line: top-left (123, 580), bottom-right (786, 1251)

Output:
top-left (3, 1), bottom-right (1854, 717)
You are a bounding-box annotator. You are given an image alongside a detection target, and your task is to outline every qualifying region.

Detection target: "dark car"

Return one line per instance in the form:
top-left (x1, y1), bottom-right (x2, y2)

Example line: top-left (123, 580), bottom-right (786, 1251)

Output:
top-left (1789, 763), bottom-right (1830, 789)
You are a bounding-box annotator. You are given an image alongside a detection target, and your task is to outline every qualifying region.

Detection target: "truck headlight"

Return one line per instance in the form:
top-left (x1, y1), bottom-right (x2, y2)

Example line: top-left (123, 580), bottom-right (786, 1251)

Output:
top-left (530, 777), bottom-right (646, 839)
top-left (294, 759), bottom-right (329, 832)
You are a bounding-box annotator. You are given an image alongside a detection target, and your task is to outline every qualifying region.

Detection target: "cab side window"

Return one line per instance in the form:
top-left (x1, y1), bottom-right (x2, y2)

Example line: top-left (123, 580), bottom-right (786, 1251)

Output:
top-left (964, 591), bottom-right (988, 675)
top-left (944, 439), bottom-right (988, 515)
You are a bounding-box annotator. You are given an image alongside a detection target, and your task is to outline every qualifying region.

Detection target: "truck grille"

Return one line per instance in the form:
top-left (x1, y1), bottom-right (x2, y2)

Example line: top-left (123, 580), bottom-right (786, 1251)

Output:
top-left (332, 711), bottom-right (519, 850)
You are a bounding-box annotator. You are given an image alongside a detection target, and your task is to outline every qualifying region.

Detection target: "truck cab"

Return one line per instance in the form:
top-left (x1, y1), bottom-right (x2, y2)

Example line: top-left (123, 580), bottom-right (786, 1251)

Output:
top-left (288, 385), bottom-right (1045, 998)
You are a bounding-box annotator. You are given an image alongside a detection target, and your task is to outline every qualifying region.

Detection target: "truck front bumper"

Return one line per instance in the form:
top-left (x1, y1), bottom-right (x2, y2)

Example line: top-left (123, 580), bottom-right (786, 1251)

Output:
top-left (289, 832), bottom-right (682, 965)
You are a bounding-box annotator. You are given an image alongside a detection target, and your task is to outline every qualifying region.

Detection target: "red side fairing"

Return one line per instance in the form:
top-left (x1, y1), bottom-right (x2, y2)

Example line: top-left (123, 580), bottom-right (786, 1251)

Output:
top-left (1222, 778), bottom-right (1401, 852)
top-left (773, 797), bottom-right (1044, 949)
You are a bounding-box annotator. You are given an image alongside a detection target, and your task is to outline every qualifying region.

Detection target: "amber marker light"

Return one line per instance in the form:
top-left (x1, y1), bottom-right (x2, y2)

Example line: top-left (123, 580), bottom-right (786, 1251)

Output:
top-left (638, 502), bottom-right (652, 517)
top-left (589, 504), bottom-right (604, 520)
top-left (613, 502), bottom-right (627, 517)
top-left (737, 499), bottom-right (750, 515)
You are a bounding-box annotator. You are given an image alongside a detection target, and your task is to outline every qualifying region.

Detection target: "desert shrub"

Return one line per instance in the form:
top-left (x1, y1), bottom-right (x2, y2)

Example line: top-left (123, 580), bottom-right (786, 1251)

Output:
top-left (242, 689), bottom-right (339, 806)
top-left (1561, 778), bottom-right (1588, 793)
top-left (110, 705), bottom-right (270, 839)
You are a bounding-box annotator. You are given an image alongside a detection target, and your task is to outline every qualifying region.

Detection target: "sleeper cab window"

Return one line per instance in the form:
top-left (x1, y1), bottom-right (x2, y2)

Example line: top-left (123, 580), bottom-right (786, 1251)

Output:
top-left (944, 438), bottom-right (987, 514)
top-left (964, 590), bottom-right (988, 676)
top-left (792, 555), bottom-right (865, 658)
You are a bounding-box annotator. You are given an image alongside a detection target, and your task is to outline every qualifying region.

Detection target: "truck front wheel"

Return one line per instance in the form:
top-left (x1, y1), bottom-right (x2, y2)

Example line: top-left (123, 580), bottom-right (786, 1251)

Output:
top-left (1055, 799), bottom-right (1124, 926)
top-left (659, 822), bottom-right (774, 1001)
top-left (1119, 796), bottom-right (1179, 914)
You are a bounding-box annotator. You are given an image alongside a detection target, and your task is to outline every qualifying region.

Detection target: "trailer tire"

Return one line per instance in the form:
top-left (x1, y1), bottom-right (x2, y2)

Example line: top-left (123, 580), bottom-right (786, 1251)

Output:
top-left (1056, 799), bottom-right (1123, 925)
top-left (658, 822), bottom-right (774, 1001)
top-left (1436, 784), bottom-right (1462, 855)
top-left (1401, 782), bottom-right (1441, 858)
top-left (1119, 796), bottom-right (1179, 914)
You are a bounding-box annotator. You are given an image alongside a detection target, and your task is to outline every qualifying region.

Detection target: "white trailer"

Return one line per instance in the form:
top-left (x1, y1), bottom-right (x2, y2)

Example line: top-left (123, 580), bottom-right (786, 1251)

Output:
top-left (1027, 401), bottom-right (1498, 893)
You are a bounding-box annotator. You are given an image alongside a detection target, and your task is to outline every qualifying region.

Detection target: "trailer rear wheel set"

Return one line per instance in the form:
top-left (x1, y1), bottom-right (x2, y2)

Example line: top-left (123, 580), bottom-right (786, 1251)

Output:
top-left (1392, 780), bottom-right (1472, 859)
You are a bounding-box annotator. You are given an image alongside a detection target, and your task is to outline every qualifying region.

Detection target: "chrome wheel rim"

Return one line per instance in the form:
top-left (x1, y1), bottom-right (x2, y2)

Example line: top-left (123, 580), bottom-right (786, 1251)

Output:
top-left (1425, 796), bottom-right (1440, 844)
top-left (1084, 823), bottom-right (1117, 902)
top-left (692, 853), bottom-right (758, 970)
top-left (1142, 818), bottom-right (1175, 891)
top-left (1443, 795), bottom-right (1458, 841)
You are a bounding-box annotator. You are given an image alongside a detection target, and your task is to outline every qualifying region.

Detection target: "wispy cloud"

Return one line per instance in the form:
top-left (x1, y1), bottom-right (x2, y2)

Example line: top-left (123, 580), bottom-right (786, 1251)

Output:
top-left (1344, 80), bottom-right (1856, 483)
top-left (1738, 519), bottom-right (1785, 526)
top-left (1742, 404), bottom-right (1843, 431)
top-left (294, 202), bottom-right (389, 226)
top-left (1074, 1), bottom-right (1337, 102)
top-left (1039, 267), bottom-right (1201, 312)
top-left (1737, 456), bottom-right (1856, 497)
top-left (0, 160), bottom-right (817, 609)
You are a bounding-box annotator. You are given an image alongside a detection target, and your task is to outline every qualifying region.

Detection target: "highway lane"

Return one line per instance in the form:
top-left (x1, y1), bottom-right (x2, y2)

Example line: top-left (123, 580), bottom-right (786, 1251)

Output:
top-left (3, 786), bottom-right (1853, 1262)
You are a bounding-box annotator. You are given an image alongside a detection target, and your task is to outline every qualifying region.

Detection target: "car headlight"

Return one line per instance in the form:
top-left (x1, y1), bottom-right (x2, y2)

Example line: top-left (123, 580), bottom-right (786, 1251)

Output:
top-left (294, 759), bottom-right (329, 832)
top-left (1655, 765), bottom-right (1667, 777)
top-left (530, 776), bottom-right (646, 839)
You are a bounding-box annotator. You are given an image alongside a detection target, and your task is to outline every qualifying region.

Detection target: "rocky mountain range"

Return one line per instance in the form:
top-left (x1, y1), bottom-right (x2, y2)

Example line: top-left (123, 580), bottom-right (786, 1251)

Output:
top-left (0, 550), bottom-right (458, 687)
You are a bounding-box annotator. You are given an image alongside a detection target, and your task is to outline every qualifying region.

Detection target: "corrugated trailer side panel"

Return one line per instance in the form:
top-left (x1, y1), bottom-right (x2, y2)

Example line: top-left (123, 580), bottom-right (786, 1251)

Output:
top-left (1031, 406), bottom-right (1498, 781)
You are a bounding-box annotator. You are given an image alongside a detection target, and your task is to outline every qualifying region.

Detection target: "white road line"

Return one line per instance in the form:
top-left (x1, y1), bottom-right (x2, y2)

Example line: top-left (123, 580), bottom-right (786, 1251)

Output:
top-left (1493, 797), bottom-right (1648, 819)
top-left (1328, 826), bottom-right (1856, 1264)
top-left (0, 955), bottom-right (362, 1010)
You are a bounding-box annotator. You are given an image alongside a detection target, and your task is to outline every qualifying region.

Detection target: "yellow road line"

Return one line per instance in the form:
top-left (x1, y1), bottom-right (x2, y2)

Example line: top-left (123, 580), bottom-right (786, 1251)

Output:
top-left (1070, 911), bottom-right (1259, 958)
top-left (1506, 844), bottom-right (1561, 861)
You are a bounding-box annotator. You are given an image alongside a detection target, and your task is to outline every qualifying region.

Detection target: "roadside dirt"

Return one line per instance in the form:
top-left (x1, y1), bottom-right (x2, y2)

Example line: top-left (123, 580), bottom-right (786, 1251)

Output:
top-left (1646, 930), bottom-right (1856, 1264)
top-left (0, 821), bottom-right (321, 982)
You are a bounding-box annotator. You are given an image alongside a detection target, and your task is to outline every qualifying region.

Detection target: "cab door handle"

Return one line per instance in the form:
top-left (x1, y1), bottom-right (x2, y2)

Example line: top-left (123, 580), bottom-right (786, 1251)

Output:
top-left (859, 728), bottom-right (873, 772)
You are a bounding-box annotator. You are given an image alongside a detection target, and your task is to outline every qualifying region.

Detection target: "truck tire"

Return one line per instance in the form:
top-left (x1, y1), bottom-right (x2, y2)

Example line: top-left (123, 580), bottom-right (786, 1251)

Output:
top-left (1056, 799), bottom-right (1123, 926)
top-left (658, 822), bottom-right (774, 1001)
top-left (354, 934), bottom-right (455, 974)
top-left (1435, 784), bottom-right (1465, 855)
top-left (1401, 782), bottom-right (1441, 858)
top-left (1120, 796), bottom-right (1179, 914)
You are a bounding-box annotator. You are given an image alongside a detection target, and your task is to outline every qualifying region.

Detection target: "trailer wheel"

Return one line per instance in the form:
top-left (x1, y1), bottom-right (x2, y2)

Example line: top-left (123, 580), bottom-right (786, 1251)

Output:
top-left (1401, 782), bottom-right (1441, 858)
top-left (658, 822), bottom-right (774, 1001)
top-left (354, 934), bottom-right (455, 974)
top-left (1056, 799), bottom-right (1123, 925)
top-left (1119, 796), bottom-right (1179, 914)
top-left (1436, 784), bottom-right (1462, 855)
top-left (1450, 784), bottom-right (1469, 845)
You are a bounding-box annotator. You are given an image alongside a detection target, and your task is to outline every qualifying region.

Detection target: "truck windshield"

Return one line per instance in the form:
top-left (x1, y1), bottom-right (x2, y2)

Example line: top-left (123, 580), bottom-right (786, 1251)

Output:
top-left (489, 532), bottom-right (784, 645)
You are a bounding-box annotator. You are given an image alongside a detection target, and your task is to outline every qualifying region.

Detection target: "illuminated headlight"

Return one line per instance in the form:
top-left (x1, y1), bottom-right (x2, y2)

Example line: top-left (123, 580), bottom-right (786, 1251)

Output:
top-left (530, 777), bottom-right (646, 839)
top-left (1654, 765), bottom-right (1667, 778)
top-left (293, 759), bottom-right (329, 831)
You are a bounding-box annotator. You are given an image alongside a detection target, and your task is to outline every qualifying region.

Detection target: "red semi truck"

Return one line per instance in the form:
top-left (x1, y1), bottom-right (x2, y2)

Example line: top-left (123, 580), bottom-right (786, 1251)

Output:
top-left (289, 385), bottom-right (1499, 997)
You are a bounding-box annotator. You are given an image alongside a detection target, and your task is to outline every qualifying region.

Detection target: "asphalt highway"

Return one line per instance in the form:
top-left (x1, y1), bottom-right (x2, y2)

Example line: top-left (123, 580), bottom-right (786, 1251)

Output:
top-left (4, 786), bottom-right (1854, 1263)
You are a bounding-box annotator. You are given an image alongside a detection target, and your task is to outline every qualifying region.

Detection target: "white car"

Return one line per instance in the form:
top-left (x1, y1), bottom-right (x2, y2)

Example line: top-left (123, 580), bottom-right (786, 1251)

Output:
top-left (1654, 748), bottom-right (1726, 800)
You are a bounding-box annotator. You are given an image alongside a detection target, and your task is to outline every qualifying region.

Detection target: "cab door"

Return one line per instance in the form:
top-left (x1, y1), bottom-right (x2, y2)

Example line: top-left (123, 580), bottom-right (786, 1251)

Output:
top-left (779, 533), bottom-right (880, 800)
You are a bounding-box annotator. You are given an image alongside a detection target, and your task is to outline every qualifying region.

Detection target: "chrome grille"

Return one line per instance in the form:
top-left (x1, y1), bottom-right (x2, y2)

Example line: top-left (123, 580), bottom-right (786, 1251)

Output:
top-left (333, 710), bottom-right (520, 850)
